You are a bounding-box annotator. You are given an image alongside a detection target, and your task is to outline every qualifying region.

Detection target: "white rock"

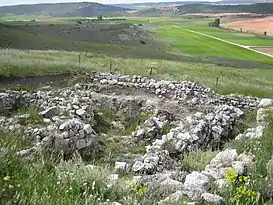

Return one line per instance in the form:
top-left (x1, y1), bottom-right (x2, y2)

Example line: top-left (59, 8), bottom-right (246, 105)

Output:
top-left (183, 171), bottom-right (210, 200)
top-left (132, 161), bottom-right (145, 172)
top-left (83, 124), bottom-right (93, 135)
top-left (201, 193), bottom-right (224, 205)
top-left (40, 106), bottom-right (58, 118)
top-left (232, 161), bottom-right (245, 175)
top-left (210, 149), bottom-right (237, 166)
top-left (76, 109), bottom-right (86, 117)
top-left (161, 190), bottom-right (183, 204)
top-left (194, 112), bottom-right (203, 119)
top-left (177, 132), bottom-right (193, 142)
top-left (76, 139), bottom-right (86, 149)
top-left (258, 98), bottom-right (273, 108)
top-left (115, 161), bottom-right (127, 172)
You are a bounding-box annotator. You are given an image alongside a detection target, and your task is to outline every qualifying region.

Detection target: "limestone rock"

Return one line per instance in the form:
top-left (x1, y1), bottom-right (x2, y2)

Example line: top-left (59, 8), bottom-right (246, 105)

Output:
top-left (183, 171), bottom-right (210, 200)
top-left (201, 193), bottom-right (225, 205)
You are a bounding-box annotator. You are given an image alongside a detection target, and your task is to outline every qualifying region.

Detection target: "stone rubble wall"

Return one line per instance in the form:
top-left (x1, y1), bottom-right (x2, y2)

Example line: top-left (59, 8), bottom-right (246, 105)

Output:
top-left (0, 91), bottom-right (31, 115)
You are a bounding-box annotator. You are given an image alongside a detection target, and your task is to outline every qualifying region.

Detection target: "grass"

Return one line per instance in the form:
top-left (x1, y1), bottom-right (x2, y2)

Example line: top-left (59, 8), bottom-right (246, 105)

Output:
top-left (180, 149), bottom-right (218, 172)
top-left (0, 21), bottom-right (171, 61)
top-left (0, 130), bottom-right (129, 205)
top-left (1, 49), bottom-right (273, 98)
top-left (186, 25), bottom-right (273, 47)
top-left (156, 25), bottom-right (273, 65)
top-left (13, 107), bottom-right (44, 126)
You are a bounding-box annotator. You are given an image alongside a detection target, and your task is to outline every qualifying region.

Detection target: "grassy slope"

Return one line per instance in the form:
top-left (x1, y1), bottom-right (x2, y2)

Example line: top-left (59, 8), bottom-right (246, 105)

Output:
top-left (0, 24), bottom-right (177, 61)
top-left (1, 49), bottom-right (273, 98)
top-left (156, 25), bottom-right (273, 65)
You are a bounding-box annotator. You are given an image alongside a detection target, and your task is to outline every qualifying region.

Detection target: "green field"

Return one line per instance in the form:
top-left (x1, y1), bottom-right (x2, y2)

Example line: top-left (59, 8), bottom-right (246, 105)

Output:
top-left (124, 17), bottom-right (273, 65)
top-left (156, 25), bottom-right (273, 65)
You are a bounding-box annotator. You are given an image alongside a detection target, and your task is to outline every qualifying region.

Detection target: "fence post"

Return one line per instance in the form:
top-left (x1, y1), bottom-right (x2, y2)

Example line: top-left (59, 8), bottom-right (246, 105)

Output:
top-left (109, 60), bottom-right (112, 72)
top-left (78, 54), bottom-right (81, 69)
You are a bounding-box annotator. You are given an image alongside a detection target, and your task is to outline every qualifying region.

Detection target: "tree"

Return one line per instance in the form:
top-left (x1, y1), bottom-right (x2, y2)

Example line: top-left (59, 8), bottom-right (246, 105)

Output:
top-left (97, 15), bottom-right (103, 21)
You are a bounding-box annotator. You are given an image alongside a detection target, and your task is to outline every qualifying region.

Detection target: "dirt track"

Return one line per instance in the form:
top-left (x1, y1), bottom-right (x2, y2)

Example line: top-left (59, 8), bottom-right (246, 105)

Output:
top-left (222, 17), bottom-right (273, 36)
top-left (251, 47), bottom-right (273, 56)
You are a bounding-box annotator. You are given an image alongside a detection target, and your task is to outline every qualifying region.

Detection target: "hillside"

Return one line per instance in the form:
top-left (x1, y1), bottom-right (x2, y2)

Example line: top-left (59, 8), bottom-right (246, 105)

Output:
top-left (177, 2), bottom-right (273, 14)
top-left (0, 2), bottom-right (129, 17)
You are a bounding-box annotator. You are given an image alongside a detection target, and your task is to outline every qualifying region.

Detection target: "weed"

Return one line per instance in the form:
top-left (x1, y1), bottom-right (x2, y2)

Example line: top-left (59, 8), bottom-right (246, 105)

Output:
top-left (129, 183), bottom-right (147, 199)
top-left (162, 121), bottom-right (171, 135)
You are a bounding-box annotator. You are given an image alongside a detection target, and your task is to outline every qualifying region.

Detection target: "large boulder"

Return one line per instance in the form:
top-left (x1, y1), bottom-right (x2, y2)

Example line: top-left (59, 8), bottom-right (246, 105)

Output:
top-left (183, 171), bottom-right (210, 200)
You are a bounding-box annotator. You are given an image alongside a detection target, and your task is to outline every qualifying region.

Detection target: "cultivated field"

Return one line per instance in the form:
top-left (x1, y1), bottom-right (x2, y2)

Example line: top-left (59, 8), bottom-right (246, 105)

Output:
top-left (222, 17), bottom-right (273, 37)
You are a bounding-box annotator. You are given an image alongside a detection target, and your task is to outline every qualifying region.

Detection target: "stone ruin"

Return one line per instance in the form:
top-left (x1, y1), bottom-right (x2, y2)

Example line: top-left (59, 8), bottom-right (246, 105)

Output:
top-left (0, 72), bottom-right (272, 204)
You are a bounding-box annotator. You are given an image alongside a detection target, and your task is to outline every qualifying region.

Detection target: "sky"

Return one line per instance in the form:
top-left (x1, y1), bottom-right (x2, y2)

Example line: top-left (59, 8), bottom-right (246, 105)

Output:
top-left (0, 0), bottom-right (209, 6)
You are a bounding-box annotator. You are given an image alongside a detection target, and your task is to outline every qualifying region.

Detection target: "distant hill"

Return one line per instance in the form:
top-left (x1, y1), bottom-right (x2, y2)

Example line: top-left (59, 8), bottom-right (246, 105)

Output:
top-left (0, 2), bottom-right (130, 17)
top-left (136, 2), bottom-right (273, 16)
top-left (113, 1), bottom-right (212, 10)
top-left (113, 0), bottom-right (258, 10)
top-left (177, 2), bottom-right (273, 14)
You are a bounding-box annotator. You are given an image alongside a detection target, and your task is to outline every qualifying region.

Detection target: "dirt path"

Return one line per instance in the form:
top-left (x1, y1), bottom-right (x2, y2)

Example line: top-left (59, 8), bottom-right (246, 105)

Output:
top-left (250, 47), bottom-right (273, 56)
top-left (0, 74), bottom-right (72, 88)
top-left (176, 26), bottom-right (273, 58)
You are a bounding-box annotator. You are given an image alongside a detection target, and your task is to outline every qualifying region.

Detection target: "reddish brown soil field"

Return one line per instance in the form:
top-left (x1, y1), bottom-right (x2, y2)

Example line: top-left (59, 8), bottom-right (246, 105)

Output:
top-left (251, 47), bottom-right (273, 56)
top-left (222, 17), bottom-right (273, 36)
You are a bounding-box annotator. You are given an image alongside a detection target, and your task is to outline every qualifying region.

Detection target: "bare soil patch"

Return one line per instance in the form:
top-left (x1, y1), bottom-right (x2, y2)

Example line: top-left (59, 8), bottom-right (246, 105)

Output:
top-left (251, 46), bottom-right (273, 56)
top-left (222, 17), bottom-right (273, 36)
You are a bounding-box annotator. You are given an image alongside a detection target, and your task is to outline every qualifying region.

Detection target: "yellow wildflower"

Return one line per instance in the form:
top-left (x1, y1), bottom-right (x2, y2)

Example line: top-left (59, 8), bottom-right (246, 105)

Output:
top-left (3, 176), bottom-right (10, 181)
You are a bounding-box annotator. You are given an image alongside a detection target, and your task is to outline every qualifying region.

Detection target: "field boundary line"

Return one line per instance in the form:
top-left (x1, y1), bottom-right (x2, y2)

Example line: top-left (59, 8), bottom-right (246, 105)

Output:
top-left (177, 26), bottom-right (273, 58)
